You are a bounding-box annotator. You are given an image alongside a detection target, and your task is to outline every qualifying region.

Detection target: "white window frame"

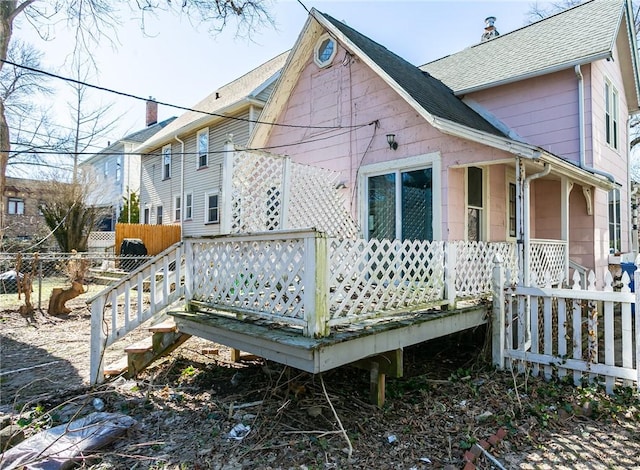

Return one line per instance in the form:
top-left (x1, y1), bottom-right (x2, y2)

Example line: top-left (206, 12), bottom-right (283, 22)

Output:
top-left (184, 192), bottom-right (193, 220)
top-left (314, 33), bottom-right (338, 68)
top-left (115, 156), bottom-right (122, 183)
top-left (466, 166), bottom-right (488, 242)
top-left (143, 207), bottom-right (150, 224)
top-left (197, 128), bottom-right (209, 168)
top-left (104, 161), bottom-right (109, 177)
top-left (605, 79), bottom-right (619, 150)
top-left (173, 194), bottom-right (181, 222)
top-left (506, 168), bottom-right (517, 240)
top-left (163, 144), bottom-right (172, 179)
top-left (358, 153), bottom-right (442, 240)
top-left (609, 188), bottom-right (621, 253)
top-left (7, 197), bottom-right (24, 215)
top-left (204, 190), bottom-right (220, 224)
top-left (156, 205), bottom-right (163, 225)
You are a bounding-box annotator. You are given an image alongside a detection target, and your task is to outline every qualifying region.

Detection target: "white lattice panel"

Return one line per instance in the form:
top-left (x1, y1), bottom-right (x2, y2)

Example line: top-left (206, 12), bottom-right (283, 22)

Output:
top-left (455, 242), bottom-right (517, 297)
top-left (190, 238), bottom-right (306, 322)
top-left (328, 238), bottom-right (446, 319)
top-left (230, 151), bottom-right (359, 238)
top-left (529, 241), bottom-right (566, 286)
top-left (88, 231), bottom-right (115, 247)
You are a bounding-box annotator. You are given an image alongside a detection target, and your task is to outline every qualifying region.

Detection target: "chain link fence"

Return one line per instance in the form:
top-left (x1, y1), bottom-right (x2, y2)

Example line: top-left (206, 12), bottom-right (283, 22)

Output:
top-left (0, 252), bottom-right (152, 312)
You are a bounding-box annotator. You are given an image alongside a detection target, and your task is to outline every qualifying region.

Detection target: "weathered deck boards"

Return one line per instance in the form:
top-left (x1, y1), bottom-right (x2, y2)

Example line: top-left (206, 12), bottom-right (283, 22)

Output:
top-left (170, 304), bottom-right (489, 374)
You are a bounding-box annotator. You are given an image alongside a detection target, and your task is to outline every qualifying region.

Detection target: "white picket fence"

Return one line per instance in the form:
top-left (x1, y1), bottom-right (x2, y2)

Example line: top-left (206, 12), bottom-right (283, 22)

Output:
top-left (492, 257), bottom-right (640, 393)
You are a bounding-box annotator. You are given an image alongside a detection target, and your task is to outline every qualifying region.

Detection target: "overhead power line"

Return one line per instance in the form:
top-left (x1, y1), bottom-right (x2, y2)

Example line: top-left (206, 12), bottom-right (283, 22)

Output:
top-left (1, 59), bottom-right (376, 131)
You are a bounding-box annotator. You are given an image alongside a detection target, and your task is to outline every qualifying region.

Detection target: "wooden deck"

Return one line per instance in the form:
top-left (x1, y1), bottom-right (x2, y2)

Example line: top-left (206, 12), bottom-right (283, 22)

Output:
top-left (170, 303), bottom-right (488, 375)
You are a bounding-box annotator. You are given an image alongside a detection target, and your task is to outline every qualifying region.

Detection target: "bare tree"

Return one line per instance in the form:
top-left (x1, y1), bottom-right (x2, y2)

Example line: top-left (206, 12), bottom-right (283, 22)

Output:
top-left (0, 0), bottom-right (273, 228)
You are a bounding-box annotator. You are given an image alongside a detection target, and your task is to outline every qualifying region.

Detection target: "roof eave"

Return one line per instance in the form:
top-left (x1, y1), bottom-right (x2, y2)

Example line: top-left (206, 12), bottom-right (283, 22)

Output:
top-left (450, 52), bottom-right (613, 96)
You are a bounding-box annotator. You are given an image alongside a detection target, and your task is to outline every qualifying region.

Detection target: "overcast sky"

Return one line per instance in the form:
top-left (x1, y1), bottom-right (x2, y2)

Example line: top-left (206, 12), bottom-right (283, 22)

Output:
top-left (13, 0), bottom-right (545, 165)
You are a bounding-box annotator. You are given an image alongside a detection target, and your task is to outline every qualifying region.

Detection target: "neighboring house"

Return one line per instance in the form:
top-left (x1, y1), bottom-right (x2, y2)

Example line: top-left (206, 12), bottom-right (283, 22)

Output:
top-left (134, 52), bottom-right (288, 236)
top-left (80, 102), bottom-right (176, 230)
top-left (249, 0), bottom-right (639, 281)
top-left (2, 177), bottom-right (57, 250)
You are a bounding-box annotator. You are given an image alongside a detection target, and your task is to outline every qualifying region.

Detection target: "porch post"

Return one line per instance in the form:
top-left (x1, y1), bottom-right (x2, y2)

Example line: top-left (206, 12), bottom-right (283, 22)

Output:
top-left (491, 254), bottom-right (506, 369)
top-left (221, 135), bottom-right (235, 235)
top-left (561, 177), bottom-right (571, 283)
top-left (303, 231), bottom-right (330, 337)
top-left (516, 157), bottom-right (526, 285)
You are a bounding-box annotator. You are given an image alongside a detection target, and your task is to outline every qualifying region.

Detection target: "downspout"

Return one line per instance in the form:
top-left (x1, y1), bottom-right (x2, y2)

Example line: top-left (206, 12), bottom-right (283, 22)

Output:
top-left (523, 163), bottom-right (551, 286)
top-left (575, 65), bottom-right (616, 182)
top-left (175, 135), bottom-right (185, 240)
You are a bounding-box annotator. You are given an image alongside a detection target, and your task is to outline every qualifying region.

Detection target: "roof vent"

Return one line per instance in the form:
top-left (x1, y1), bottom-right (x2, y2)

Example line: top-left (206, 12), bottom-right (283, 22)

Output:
top-left (481, 16), bottom-right (499, 42)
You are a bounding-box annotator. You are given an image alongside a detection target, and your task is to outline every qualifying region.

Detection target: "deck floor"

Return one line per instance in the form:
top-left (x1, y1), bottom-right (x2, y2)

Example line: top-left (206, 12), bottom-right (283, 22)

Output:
top-left (171, 304), bottom-right (489, 374)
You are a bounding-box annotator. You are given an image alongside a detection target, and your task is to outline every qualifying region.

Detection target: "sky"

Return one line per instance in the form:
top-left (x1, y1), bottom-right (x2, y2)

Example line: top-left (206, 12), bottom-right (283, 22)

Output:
top-left (11, 0), bottom-right (548, 167)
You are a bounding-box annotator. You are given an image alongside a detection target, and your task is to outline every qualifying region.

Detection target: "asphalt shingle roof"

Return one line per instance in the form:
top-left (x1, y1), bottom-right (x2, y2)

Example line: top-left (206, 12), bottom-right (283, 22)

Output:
top-left (320, 12), bottom-right (506, 137)
top-left (421, 0), bottom-right (624, 93)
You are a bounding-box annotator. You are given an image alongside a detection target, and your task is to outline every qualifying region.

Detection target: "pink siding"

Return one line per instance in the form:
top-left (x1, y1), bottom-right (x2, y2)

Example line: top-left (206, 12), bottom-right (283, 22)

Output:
top-left (569, 184), bottom-right (596, 271)
top-left (265, 41), bottom-right (513, 241)
top-left (469, 69), bottom-right (583, 162)
top-left (533, 180), bottom-right (561, 240)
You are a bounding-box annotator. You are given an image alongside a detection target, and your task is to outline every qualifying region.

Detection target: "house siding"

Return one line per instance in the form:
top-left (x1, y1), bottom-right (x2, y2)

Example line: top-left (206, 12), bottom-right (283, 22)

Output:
top-left (264, 41), bottom-right (514, 241)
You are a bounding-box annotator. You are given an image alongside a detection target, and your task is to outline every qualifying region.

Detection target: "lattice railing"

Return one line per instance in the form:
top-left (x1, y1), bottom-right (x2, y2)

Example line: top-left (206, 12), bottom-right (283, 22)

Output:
top-left (328, 238), bottom-right (446, 323)
top-left (453, 242), bottom-right (518, 298)
top-left (187, 231), bottom-right (316, 332)
top-left (230, 150), bottom-right (358, 238)
top-left (88, 231), bottom-right (115, 248)
top-left (529, 239), bottom-right (567, 286)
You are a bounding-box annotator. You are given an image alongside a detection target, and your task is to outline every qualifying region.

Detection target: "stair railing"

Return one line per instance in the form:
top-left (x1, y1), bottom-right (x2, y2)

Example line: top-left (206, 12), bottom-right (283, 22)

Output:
top-left (89, 242), bottom-right (185, 384)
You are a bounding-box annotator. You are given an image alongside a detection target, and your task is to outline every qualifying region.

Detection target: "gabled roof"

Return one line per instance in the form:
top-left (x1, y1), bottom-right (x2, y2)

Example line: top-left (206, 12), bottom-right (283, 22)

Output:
top-left (319, 13), bottom-right (505, 137)
top-left (136, 51), bottom-right (289, 154)
top-left (421, 0), bottom-right (639, 107)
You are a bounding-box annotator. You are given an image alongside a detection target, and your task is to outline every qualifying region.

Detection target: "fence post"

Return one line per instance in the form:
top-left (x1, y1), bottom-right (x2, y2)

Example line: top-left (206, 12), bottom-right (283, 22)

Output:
top-left (184, 239), bottom-right (193, 308)
top-left (492, 254), bottom-right (506, 369)
top-left (89, 296), bottom-right (106, 385)
top-left (444, 242), bottom-right (457, 308)
top-left (304, 231), bottom-right (329, 338)
top-left (38, 257), bottom-right (43, 310)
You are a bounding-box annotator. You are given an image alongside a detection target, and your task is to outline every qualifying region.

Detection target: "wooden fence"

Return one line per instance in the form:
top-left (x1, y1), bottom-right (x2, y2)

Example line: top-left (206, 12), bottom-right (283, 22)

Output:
top-left (115, 223), bottom-right (181, 256)
top-left (492, 258), bottom-right (640, 393)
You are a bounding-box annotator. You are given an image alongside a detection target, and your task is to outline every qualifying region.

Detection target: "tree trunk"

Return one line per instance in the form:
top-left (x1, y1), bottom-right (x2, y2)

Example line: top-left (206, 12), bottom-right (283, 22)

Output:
top-left (48, 281), bottom-right (85, 315)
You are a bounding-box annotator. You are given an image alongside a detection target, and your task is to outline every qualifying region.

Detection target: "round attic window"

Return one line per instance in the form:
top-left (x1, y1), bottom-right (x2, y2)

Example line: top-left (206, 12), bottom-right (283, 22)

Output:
top-left (314, 35), bottom-right (337, 68)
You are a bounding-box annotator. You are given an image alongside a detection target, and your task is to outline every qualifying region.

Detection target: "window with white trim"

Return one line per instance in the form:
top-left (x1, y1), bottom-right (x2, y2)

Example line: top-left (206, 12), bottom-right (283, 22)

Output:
top-left (508, 182), bottom-right (517, 238)
top-left (156, 205), bottom-right (163, 225)
top-left (314, 34), bottom-right (337, 68)
top-left (163, 144), bottom-right (172, 179)
top-left (197, 128), bottom-right (209, 168)
top-left (184, 192), bottom-right (193, 220)
top-left (173, 195), bottom-right (181, 221)
top-left (609, 189), bottom-right (621, 252)
top-left (605, 80), bottom-right (619, 150)
top-left (204, 191), bottom-right (219, 224)
top-left (467, 166), bottom-right (485, 242)
top-left (115, 157), bottom-right (122, 182)
top-left (7, 197), bottom-right (24, 215)
top-left (143, 207), bottom-right (150, 224)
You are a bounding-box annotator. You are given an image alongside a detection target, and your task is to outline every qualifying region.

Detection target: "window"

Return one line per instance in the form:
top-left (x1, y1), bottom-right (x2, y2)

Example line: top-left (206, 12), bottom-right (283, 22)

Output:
top-left (115, 157), bottom-right (121, 182)
top-left (156, 206), bottom-right (163, 225)
top-left (104, 161), bottom-right (109, 177)
top-left (197, 129), bottom-right (209, 168)
top-left (467, 166), bottom-right (485, 242)
top-left (508, 182), bottom-right (517, 238)
top-left (173, 195), bottom-right (181, 221)
top-left (605, 80), bottom-right (619, 150)
top-left (7, 197), bottom-right (24, 215)
top-left (204, 191), bottom-right (219, 224)
top-left (367, 168), bottom-right (433, 241)
top-left (185, 192), bottom-right (193, 220)
top-left (314, 34), bottom-right (337, 68)
top-left (143, 207), bottom-right (150, 224)
top-left (163, 144), bottom-right (172, 179)
top-left (609, 189), bottom-right (621, 253)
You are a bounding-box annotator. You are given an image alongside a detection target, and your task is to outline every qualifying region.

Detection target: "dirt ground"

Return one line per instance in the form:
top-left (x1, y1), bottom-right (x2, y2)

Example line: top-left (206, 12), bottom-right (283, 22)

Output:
top-left (1, 296), bottom-right (640, 469)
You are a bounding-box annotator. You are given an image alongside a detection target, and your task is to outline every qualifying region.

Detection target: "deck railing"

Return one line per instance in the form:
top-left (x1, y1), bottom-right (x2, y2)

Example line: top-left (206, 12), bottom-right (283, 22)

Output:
top-left (89, 242), bottom-right (184, 384)
top-left (492, 258), bottom-right (640, 393)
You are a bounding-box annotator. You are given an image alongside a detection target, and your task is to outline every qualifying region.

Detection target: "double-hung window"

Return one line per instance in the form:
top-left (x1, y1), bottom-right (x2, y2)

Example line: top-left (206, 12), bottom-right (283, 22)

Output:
top-left (184, 192), bottom-right (193, 220)
top-left (173, 195), bottom-right (181, 221)
top-left (605, 80), bottom-right (619, 150)
top-left (609, 189), bottom-right (621, 253)
top-left (163, 144), bottom-right (172, 179)
top-left (7, 198), bottom-right (24, 215)
top-left (204, 191), bottom-right (219, 224)
top-left (467, 166), bottom-right (485, 242)
top-left (156, 206), bottom-right (163, 225)
top-left (197, 128), bottom-right (209, 168)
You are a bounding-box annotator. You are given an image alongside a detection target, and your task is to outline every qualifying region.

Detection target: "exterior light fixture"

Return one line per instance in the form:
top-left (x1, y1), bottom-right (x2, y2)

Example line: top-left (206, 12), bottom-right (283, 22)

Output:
top-left (386, 134), bottom-right (398, 150)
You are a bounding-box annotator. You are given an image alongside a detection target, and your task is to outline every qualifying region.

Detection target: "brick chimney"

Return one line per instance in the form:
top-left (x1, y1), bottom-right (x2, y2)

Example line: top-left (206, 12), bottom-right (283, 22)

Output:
top-left (146, 97), bottom-right (158, 127)
top-left (481, 16), bottom-right (499, 42)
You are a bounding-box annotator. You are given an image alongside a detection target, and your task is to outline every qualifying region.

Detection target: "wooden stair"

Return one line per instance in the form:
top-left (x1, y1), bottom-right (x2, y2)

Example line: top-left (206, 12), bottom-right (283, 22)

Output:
top-left (104, 318), bottom-right (191, 378)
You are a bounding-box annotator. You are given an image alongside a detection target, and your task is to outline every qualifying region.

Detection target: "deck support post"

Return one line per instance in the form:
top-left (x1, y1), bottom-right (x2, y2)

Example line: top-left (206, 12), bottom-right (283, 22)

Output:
top-left (492, 255), bottom-right (506, 369)
top-left (352, 349), bottom-right (403, 407)
top-left (230, 348), bottom-right (241, 362)
top-left (370, 362), bottom-right (385, 407)
top-left (90, 296), bottom-right (106, 385)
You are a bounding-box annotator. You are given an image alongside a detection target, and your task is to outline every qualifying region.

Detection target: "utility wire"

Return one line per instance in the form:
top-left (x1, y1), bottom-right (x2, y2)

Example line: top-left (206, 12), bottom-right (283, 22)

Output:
top-left (1, 59), bottom-right (376, 131)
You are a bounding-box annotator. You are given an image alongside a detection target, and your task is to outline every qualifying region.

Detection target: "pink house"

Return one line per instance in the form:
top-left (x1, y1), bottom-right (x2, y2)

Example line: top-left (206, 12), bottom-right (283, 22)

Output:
top-left (251, 0), bottom-right (640, 283)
